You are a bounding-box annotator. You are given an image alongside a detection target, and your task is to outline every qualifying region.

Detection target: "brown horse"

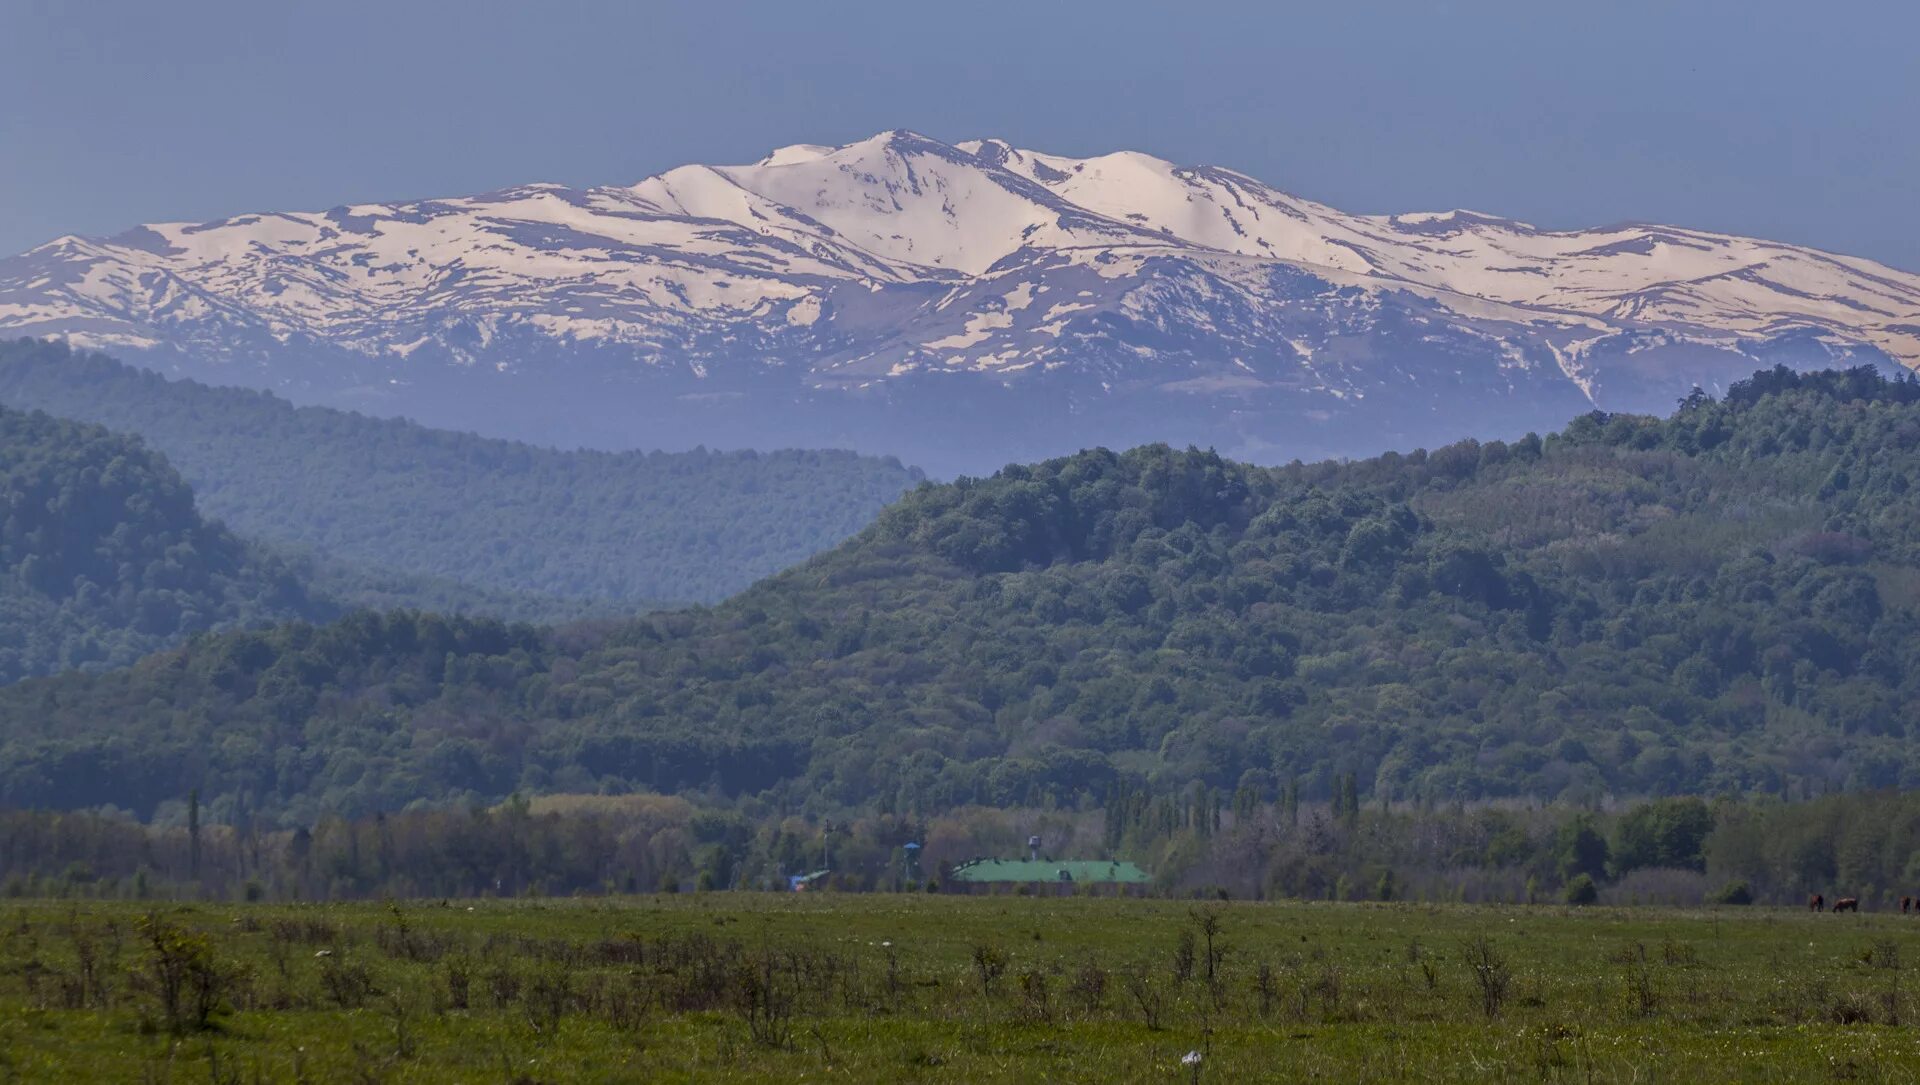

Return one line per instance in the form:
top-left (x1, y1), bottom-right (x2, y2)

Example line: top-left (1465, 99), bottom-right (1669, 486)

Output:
top-left (1903, 896), bottom-right (1913, 915)
top-left (1810, 893), bottom-right (1826, 912)
top-left (1834, 897), bottom-right (1860, 913)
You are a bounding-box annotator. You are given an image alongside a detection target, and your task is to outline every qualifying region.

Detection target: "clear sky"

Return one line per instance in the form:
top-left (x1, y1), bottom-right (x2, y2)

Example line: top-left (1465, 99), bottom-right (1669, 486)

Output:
top-left (4, 0), bottom-right (1915, 269)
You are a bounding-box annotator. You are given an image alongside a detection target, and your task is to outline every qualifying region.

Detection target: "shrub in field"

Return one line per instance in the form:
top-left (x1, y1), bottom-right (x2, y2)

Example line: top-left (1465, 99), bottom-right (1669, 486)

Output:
top-left (970, 943), bottom-right (1008, 997)
top-left (524, 962), bottom-right (574, 1040)
top-left (1563, 874), bottom-right (1599, 906)
top-left (1406, 939), bottom-right (1441, 991)
top-left (383, 990), bottom-right (417, 1061)
top-left (1829, 990), bottom-right (1875, 1025)
top-left (1123, 966), bottom-right (1167, 1030)
top-left (731, 950), bottom-right (795, 1048)
top-left (1171, 929), bottom-right (1197, 984)
top-left (1661, 938), bottom-right (1699, 968)
top-left (1017, 968), bottom-right (1054, 1024)
top-left (485, 962), bottom-right (522, 1009)
top-left (1190, 907), bottom-right (1227, 983)
top-left (1461, 935), bottom-right (1511, 1019)
top-left (59, 915), bottom-right (118, 1010)
top-left (381, 900), bottom-right (423, 961)
top-left (444, 957), bottom-right (472, 1011)
top-left (1068, 960), bottom-right (1108, 1014)
top-left (1254, 960), bottom-right (1278, 1016)
top-left (319, 953), bottom-right (377, 1010)
top-left (1616, 942), bottom-right (1657, 1017)
top-left (1712, 880), bottom-right (1754, 905)
top-left (1528, 1021), bottom-right (1579, 1074)
top-left (883, 942), bottom-right (902, 1000)
top-left (1311, 955), bottom-right (1344, 1019)
top-left (131, 912), bottom-right (237, 1033)
top-left (1871, 939), bottom-right (1903, 1026)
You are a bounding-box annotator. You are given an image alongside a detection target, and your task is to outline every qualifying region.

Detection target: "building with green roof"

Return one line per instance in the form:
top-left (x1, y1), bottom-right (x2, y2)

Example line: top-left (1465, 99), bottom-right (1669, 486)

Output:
top-left (946, 858), bottom-right (1150, 893)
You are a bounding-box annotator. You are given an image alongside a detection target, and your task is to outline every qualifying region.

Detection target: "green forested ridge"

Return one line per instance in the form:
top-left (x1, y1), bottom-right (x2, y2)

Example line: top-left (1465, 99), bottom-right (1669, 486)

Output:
top-left (4, 365), bottom-right (1920, 822)
top-left (0, 405), bottom-right (324, 683)
top-left (0, 339), bottom-right (924, 613)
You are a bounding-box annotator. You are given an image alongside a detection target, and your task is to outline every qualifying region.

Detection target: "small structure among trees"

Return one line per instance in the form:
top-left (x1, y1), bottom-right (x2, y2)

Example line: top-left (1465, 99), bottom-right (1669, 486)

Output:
top-left (787, 870), bottom-right (832, 892)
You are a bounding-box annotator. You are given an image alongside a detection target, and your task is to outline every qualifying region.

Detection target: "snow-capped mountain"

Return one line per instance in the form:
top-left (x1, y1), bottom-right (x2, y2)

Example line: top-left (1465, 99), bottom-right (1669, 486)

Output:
top-left (5, 130), bottom-right (1916, 475)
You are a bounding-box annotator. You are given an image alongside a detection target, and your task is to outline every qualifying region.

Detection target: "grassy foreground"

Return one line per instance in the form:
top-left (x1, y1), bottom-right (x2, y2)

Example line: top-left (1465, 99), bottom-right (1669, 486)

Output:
top-left (5, 894), bottom-right (1920, 1083)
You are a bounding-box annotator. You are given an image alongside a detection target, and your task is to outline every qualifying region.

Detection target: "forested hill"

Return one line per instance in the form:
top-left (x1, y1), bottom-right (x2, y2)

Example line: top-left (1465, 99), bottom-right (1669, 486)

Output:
top-left (6, 365), bottom-right (1920, 823)
top-left (0, 405), bottom-right (323, 683)
top-left (0, 340), bottom-right (924, 615)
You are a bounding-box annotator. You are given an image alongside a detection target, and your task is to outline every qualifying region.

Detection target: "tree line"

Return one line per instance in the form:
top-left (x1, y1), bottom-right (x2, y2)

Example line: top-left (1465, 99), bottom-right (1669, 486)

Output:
top-left (6, 788), bottom-right (1917, 909)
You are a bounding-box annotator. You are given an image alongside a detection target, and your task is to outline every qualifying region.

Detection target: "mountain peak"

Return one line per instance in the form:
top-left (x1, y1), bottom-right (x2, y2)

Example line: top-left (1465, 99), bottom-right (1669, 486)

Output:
top-left (3, 132), bottom-right (1917, 476)
top-left (757, 143), bottom-right (835, 167)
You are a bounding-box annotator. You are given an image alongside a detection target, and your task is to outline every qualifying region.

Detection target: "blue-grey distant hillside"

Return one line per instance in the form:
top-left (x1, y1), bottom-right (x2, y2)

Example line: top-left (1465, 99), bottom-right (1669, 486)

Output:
top-left (0, 340), bottom-right (923, 615)
top-left (0, 404), bottom-right (323, 682)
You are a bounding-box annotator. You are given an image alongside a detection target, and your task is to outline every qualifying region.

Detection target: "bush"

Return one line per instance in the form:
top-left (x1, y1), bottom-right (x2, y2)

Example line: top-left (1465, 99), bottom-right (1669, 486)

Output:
top-left (1563, 874), bottom-right (1599, 906)
top-left (1711, 880), bottom-right (1754, 906)
top-left (1460, 936), bottom-right (1512, 1018)
top-left (132, 913), bottom-right (236, 1033)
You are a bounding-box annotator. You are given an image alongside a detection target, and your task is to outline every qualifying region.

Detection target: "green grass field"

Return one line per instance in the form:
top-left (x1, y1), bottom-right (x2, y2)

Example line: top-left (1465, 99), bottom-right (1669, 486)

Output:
top-left (6, 894), bottom-right (1920, 1083)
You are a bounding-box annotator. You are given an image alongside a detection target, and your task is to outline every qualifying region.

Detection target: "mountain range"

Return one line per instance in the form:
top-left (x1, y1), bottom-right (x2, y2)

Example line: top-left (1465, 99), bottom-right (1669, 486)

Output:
top-left (4, 131), bottom-right (1918, 474)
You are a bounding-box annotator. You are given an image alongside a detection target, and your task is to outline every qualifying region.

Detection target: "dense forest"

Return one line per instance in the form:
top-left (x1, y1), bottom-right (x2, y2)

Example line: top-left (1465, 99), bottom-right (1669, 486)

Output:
top-left (3, 365), bottom-right (1920, 823)
top-left (0, 339), bottom-right (923, 614)
top-left (0, 406), bottom-right (323, 683)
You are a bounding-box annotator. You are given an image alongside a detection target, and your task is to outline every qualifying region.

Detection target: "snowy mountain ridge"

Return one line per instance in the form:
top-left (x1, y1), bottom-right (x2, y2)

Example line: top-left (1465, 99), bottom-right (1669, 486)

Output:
top-left (3, 129), bottom-right (1915, 473)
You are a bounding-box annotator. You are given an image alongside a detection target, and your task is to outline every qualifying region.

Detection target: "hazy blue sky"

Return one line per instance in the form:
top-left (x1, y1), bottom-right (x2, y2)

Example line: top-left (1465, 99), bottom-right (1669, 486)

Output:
top-left (4, 0), bottom-right (1915, 268)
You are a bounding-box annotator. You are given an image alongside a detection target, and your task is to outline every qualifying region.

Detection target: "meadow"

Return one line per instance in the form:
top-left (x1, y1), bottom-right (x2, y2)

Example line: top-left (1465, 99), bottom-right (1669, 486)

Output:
top-left (5, 893), bottom-right (1920, 1082)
